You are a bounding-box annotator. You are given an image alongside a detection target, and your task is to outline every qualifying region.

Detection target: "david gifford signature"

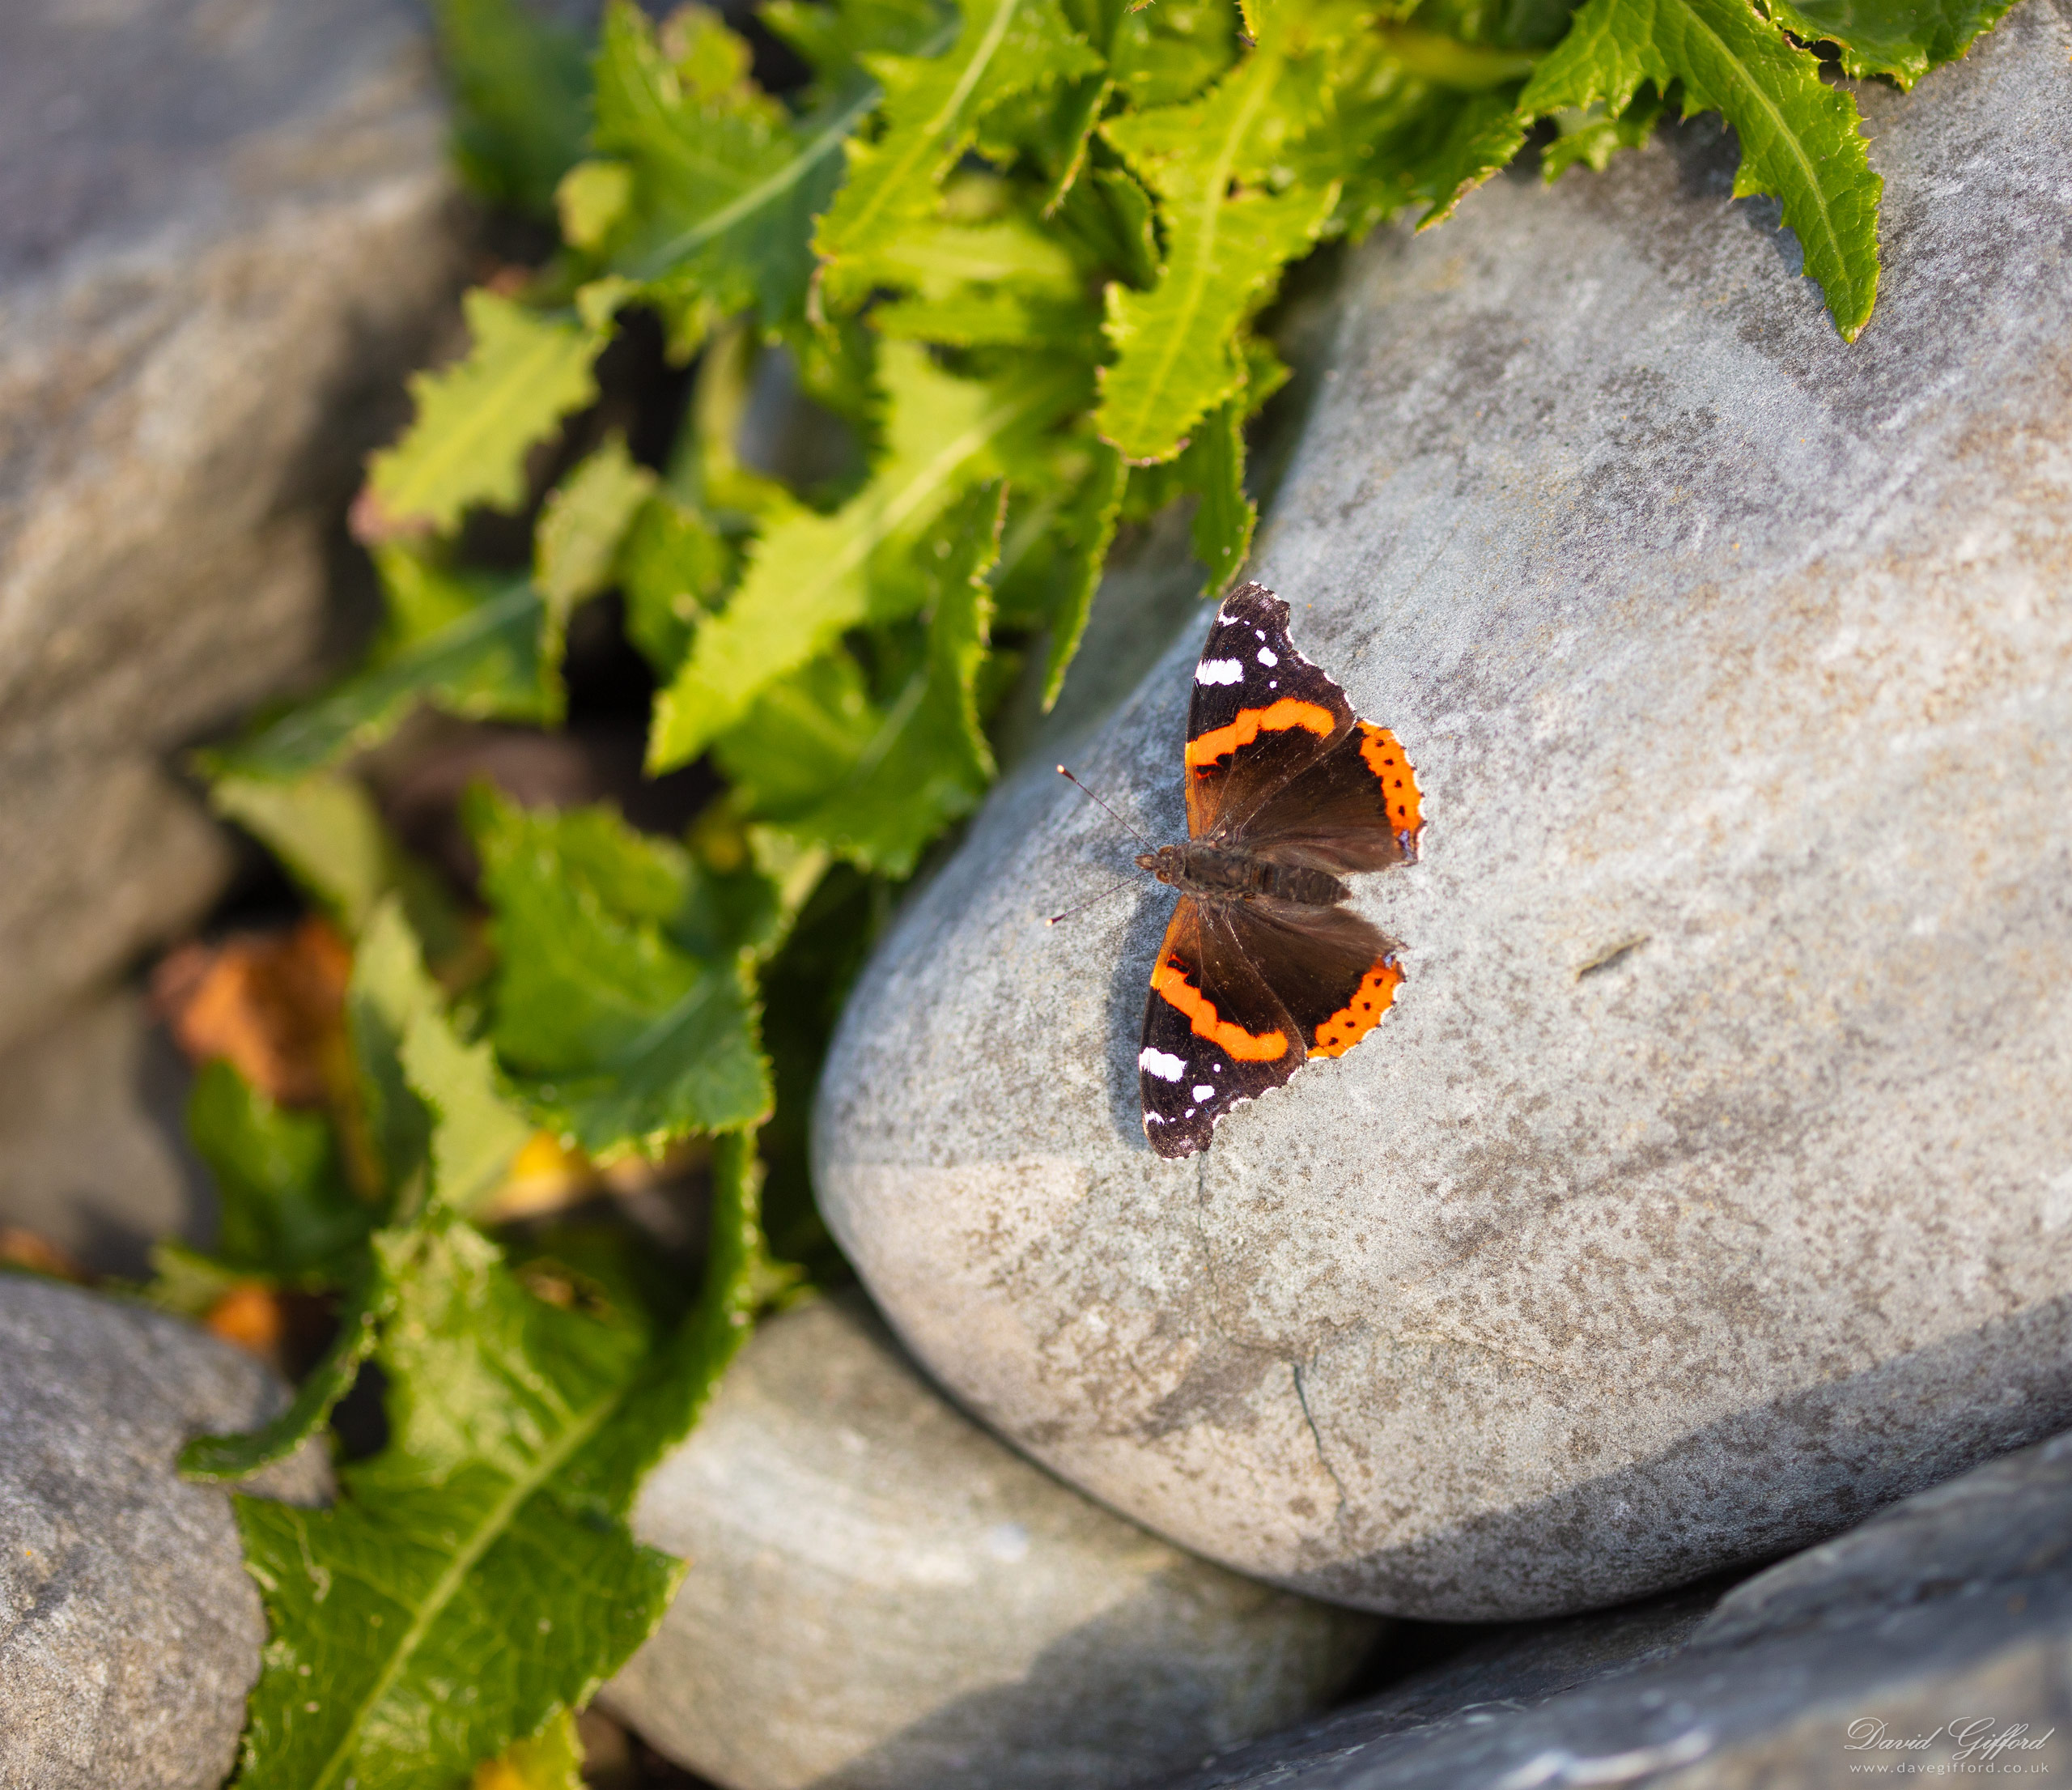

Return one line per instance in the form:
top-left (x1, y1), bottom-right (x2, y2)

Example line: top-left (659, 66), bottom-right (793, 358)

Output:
top-left (1846, 1719), bottom-right (2057, 1766)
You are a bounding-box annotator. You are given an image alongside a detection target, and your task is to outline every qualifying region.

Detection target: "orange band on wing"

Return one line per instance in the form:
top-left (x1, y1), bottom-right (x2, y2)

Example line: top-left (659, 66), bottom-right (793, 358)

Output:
top-left (1358, 725), bottom-right (1423, 835)
top-left (1309, 957), bottom-right (1404, 1059)
top-left (1152, 955), bottom-right (1289, 1061)
top-left (1187, 699), bottom-right (1337, 773)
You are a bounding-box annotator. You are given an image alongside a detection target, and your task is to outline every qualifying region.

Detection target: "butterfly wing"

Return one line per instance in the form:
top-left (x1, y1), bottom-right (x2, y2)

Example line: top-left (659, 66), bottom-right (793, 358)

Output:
top-left (1223, 898), bottom-right (1404, 1060)
top-left (1139, 897), bottom-right (1304, 1159)
top-left (1186, 585), bottom-right (1354, 844)
top-left (1237, 721), bottom-right (1424, 874)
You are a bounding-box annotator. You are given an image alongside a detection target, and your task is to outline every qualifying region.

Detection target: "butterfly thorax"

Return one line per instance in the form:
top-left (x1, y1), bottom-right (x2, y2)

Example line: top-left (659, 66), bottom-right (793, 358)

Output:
top-left (1136, 844), bottom-right (1349, 908)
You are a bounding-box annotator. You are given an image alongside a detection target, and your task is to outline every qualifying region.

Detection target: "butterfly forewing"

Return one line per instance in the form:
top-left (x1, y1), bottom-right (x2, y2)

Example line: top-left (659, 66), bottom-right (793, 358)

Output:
top-left (1185, 585), bottom-right (1354, 844)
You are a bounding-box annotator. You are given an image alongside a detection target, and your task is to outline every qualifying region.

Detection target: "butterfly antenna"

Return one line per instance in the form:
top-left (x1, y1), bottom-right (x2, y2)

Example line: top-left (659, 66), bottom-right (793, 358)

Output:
top-left (1055, 765), bottom-right (1155, 850)
top-left (1047, 877), bottom-right (1137, 926)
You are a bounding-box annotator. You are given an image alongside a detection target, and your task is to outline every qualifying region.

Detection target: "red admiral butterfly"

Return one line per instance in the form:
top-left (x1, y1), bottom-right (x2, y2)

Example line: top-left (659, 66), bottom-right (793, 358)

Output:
top-left (1127, 583), bottom-right (1423, 1159)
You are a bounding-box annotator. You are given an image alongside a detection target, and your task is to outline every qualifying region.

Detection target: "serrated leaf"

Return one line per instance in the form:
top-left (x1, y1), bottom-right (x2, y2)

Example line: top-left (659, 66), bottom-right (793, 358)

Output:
top-left (764, 0), bottom-right (951, 100)
top-left (350, 899), bottom-right (444, 1203)
top-left (472, 794), bottom-right (772, 1157)
top-left (186, 1059), bottom-right (372, 1279)
top-left (366, 291), bottom-right (602, 535)
top-left (401, 1006), bottom-right (536, 1214)
top-left (1039, 440), bottom-right (1126, 707)
top-left (1762, 0), bottom-right (2016, 85)
top-left (619, 492), bottom-right (734, 676)
top-left (1542, 88), bottom-right (1668, 179)
top-left (182, 1264), bottom-right (388, 1483)
top-left (1180, 396), bottom-right (1255, 594)
top-left (716, 487), bottom-right (1005, 875)
top-left (1410, 82), bottom-right (1532, 223)
top-left (813, 0), bottom-right (1102, 301)
top-left (231, 1213), bottom-right (675, 1790)
top-left (535, 436), bottom-right (658, 610)
top-left (1518, 0), bottom-right (1881, 337)
top-left (206, 576), bottom-right (547, 781)
top-left (1095, 15), bottom-right (1343, 462)
top-left (1109, 0), bottom-right (1241, 108)
top-left (434, 0), bottom-right (592, 217)
top-left (648, 345), bottom-right (1080, 770)
top-left (209, 772), bottom-right (468, 967)
top-left (592, 2), bottom-right (869, 328)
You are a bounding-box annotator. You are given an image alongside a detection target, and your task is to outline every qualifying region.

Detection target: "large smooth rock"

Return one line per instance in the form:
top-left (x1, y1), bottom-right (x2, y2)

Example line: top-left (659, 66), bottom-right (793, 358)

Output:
top-left (815, 1), bottom-right (2072, 1618)
top-left (1145, 1429), bottom-right (2072, 1788)
top-left (0, 0), bottom-right (464, 1050)
top-left (0, 1274), bottom-right (328, 1790)
top-left (601, 1292), bottom-right (1380, 1790)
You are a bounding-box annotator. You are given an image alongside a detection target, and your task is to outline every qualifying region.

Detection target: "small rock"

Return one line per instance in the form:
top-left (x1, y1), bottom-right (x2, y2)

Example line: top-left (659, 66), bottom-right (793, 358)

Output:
top-left (814, 2), bottom-right (2072, 1617)
top-left (0, 0), bottom-right (465, 1050)
top-left (0, 986), bottom-right (211, 1279)
top-left (1144, 1430), bottom-right (2072, 1788)
top-left (0, 1274), bottom-right (328, 1790)
top-left (602, 1292), bottom-right (1380, 1790)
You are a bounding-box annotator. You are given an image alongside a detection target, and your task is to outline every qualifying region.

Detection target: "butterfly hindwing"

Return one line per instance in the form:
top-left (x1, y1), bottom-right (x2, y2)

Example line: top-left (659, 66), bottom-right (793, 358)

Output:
top-left (1186, 585), bottom-right (1354, 844)
top-left (1240, 722), bottom-right (1424, 874)
top-left (1223, 899), bottom-right (1404, 1061)
top-left (1140, 899), bottom-right (1304, 1159)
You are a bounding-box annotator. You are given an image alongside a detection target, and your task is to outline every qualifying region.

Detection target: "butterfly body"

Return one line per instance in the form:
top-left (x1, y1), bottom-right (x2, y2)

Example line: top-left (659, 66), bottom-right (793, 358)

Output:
top-left (1136, 584), bottom-right (1424, 1159)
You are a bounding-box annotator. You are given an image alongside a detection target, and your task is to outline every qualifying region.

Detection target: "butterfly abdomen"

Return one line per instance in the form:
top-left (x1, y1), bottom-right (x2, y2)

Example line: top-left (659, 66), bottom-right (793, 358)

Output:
top-left (1137, 844), bottom-right (1348, 908)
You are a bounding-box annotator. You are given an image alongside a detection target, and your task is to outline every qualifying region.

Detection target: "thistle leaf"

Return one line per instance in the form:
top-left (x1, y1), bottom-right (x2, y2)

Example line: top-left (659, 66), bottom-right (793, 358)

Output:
top-left (1039, 441), bottom-right (1126, 708)
top-left (647, 345), bottom-right (1081, 770)
top-left (433, 0), bottom-right (592, 218)
top-left (365, 291), bottom-right (601, 534)
top-left (1762, 0), bottom-right (2019, 86)
top-left (1518, 0), bottom-right (1882, 337)
top-left (813, 0), bottom-right (1102, 301)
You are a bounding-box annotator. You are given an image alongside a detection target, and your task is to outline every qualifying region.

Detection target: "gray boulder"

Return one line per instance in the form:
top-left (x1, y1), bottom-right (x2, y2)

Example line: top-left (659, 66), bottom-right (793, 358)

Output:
top-left (0, 0), bottom-right (464, 1051)
top-left (1145, 1429), bottom-right (2072, 1788)
top-left (814, 1), bottom-right (2072, 1618)
top-left (601, 1292), bottom-right (1381, 1790)
top-left (0, 1274), bottom-right (328, 1790)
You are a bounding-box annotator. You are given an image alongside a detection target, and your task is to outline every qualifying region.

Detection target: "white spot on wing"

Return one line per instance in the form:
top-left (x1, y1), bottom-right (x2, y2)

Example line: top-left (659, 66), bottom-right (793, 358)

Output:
top-left (1191, 1085), bottom-right (1214, 1101)
top-left (1139, 1048), bottom-right (1187, 1081)
top-left (1257, 647), bottom-right (1278, 666)
top-left (1195, 658), bottom-right (1245, 686)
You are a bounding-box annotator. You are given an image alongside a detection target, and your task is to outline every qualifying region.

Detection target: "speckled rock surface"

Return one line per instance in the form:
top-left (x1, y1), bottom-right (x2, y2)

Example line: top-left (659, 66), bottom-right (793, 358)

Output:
top-left (601, 1293), bottom-right (1380, 1790)
top-left (815, 1), bottom-right (2072, 1619)
top-left (0, 0), bottom-right (464, 1050)
top-left (1144, 1431), bottom-right (2072, 1788)
top-left (0, 1274), bottom-right (329, 1790)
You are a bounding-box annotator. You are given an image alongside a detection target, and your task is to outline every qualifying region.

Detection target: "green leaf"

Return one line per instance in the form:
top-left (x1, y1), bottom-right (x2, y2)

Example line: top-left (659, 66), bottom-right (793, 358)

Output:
top-left (208, 772), bottom-right (469, 965)
top-left (230, 1213), bottom-right (675, 1790)
top-left (365, 291), bottom-right (602, 535)
top-left (1762, 0), bottom-right (2016, 86)
top-left (1109, 0), bottom-right (1241, 108)
top-left (1178, 396), bottom-right (1255, 595)
top-left (1095, 12), bottom-right (1344, 462)
top-left (619, 492), bottom-right (734, 677)
top-left (346, 897), bottom-right (465, 1208)
top-left (433, 0), bottom-right (592, 217)
top-left (716, 486), bottom-right (1006, 876)
top-left (648, 344), bottom-right (1081, 770)
top-left (400, 1006), bottom-right (536, 1215)
top-left (205, 573), bottom-right (547, 780)
top-left (1542, 88), bottom-right (1668, 180)
top-left (592, 2), bottom-right (869, 330)
top-left (763, 0), bottom-right (950, 99)
top-left (181, 1264), bottom-right (389, 1483)
top-left (472, 794), bottom-right (773, 1157)
top-left (813, 0), bottom-right (1102, 303)
top-left (1039, 440), bottom-right (1126, 707)
top-left (185, 1060), bottom-right (372, 1280)
top-left (534, 436), bottom-right (658, 610)
top-left (1518, 0), bottom-right (1882, 338)
top-left (232, 1126), bottom-right (777, 1788)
